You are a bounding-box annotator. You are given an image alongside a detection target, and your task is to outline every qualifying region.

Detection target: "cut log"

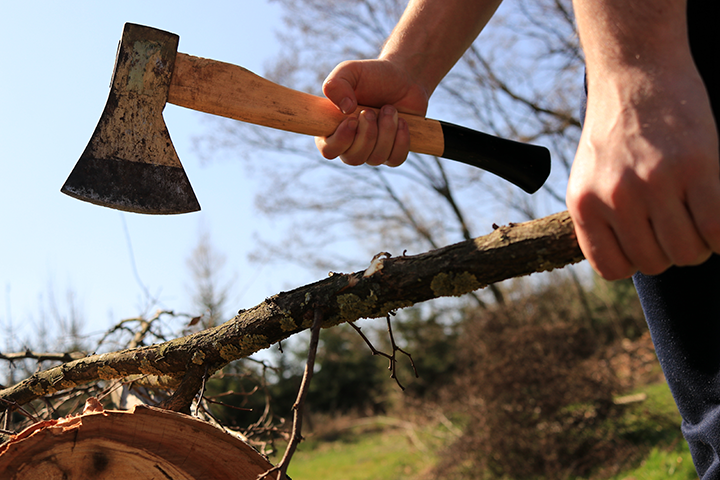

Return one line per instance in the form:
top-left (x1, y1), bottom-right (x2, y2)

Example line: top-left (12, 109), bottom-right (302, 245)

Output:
top-left (0, 399), bottom-right (273, 479)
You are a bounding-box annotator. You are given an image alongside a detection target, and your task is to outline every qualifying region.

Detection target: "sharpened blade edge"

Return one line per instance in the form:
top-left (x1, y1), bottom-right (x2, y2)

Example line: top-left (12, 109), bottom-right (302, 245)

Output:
top-left (61, 157), bottom-right (201, 215)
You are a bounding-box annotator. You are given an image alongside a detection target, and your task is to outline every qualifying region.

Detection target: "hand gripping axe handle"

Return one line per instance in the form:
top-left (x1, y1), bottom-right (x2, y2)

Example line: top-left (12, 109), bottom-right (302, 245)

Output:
top-left (62, 23), bottom-right (551, 215)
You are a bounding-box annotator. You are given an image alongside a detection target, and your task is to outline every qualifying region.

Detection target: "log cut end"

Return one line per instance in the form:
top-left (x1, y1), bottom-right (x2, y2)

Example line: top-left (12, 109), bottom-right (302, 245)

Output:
top-left (0, 399), bottom-right (274, 479)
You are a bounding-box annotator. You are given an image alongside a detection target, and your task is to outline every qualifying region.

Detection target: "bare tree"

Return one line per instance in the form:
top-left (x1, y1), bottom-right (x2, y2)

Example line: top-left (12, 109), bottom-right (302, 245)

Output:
top-left (186, 231), bottom-right (234, 328)
top-left (196, 0), bottom-right (584, 303)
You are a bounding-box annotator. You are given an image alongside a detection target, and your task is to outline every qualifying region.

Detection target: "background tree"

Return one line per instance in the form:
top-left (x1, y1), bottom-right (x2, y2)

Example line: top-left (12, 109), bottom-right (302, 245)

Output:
top-left (186, 230), bottom-right (235, 328)
top-left (197, 0), bottom-right (584, 302)
top-left (1, 285), bottom-right (87, 388)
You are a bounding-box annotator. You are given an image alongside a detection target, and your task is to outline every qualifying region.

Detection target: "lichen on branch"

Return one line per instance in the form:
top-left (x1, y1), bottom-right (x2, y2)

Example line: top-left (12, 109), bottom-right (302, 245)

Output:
top-left (1, 211), bottom-right (582, 413)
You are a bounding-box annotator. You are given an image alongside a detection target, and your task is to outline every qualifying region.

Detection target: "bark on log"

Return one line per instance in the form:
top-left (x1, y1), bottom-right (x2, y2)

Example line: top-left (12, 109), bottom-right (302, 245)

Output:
top-left (0, 400), bottom-right (273, 479)
top-left (0, 210), bottom-right (583, 413)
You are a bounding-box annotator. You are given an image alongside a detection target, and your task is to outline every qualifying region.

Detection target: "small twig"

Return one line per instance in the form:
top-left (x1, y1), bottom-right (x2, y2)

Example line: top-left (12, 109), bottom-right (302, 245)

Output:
top-left (349, 322), bottom-right (389, 362)
top-left (198, 365), bottom-right (210, 402)
top-left (95, 309), bottom-right (191, 350)
top-left (0, 351), bottom-right (86, 363)
top-left (202, 397), bottom-right (254, 412)
top-left (187, 365), bottom-right (212, 417)
top-left (259, 308), bottom-right (323, 480)
top-left (207, 386), bottom-right (260, 399)
top-left (2, 408), bottom-right (9, 431)
top-left (246, 380), bottom-right (275, 434)
top-left (195, 399), bottom-right (251, 446)
top-left (201, 376), bottom-right (260, 411)
top-left (97, 374), bottom-right (147, 402)
top-left (349, 313), bottom-right (418, 391)
top-left (0, 397), bottom-right (38, 423)
top-left (385, 313), bottom-right (419, 381)
top-left (242, 356), bottom-right (282, 373)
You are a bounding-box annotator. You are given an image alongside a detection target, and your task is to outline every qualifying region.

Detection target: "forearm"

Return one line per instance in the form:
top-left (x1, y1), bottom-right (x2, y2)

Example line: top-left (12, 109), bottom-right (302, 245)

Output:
top-left (379, 0), bottom-right (502, 97)
top-left (573, 0), bottom-right (694, 83)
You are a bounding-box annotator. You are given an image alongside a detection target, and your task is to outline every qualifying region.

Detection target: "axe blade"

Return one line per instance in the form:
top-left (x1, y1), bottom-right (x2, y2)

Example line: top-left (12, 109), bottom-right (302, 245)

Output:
top-left (62, 155), bottom-right (200, 215)
top-left (61, 23), bottom-right (200, 215)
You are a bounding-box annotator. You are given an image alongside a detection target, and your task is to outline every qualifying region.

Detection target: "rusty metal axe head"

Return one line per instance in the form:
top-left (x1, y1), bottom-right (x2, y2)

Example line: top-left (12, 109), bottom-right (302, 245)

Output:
top-left (61, 23), bottom-right (200, 214)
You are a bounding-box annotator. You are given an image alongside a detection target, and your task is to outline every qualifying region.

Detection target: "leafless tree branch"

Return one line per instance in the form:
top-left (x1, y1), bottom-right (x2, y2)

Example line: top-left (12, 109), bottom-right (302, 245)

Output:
top-left (259, 308), bottom-right (323, 480)
top-left (0, 351), bottom-right (87, 363)
top-left (349, 312), bottom-right (419, 391)
top-left (1, 211), bottom-right (582, 415)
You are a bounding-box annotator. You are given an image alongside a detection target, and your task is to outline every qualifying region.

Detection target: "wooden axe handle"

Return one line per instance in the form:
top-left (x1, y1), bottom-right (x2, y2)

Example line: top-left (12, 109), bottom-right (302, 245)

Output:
top-left (168, 53), bottom-right (550, 193)
top-left (168, 53), bottom-right (444, 153)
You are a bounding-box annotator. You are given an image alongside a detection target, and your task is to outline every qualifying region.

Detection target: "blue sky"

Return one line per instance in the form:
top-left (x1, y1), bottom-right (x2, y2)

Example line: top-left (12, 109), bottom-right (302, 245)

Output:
top-left (0, 1), bottom-right (323, 347)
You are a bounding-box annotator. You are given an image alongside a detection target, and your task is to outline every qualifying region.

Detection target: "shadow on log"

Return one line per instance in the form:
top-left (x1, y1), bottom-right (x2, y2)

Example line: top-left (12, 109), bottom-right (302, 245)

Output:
top-left (0, 211), bottom-right (583, 413)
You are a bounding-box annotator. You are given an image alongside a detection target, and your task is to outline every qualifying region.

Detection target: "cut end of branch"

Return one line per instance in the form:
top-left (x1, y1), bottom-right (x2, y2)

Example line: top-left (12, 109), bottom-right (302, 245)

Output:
top-left (0, 404), bottom-right (274, 478)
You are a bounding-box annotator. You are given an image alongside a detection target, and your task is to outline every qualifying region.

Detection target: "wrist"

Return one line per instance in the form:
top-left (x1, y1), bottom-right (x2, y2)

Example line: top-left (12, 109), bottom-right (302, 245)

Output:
top-left (584, 51), bottom-right (703, 110)
top-left (376, 50), bottom-right (436, 100)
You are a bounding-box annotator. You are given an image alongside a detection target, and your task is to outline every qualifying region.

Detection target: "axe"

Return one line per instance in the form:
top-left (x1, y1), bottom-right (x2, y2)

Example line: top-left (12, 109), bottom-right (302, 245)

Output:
top-left (61, 23), bottom-right (551, 215)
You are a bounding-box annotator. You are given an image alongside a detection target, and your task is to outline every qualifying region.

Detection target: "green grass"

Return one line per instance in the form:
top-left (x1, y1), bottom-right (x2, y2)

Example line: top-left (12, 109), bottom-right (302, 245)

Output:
top-left (598, 382), bottom-right (698, 480)
top-left (277, 382), bottom-right (699, 480)
top-left (280, 426), bottom-right (440, 480)
top-left (603, 445), bottom-right (696, 480)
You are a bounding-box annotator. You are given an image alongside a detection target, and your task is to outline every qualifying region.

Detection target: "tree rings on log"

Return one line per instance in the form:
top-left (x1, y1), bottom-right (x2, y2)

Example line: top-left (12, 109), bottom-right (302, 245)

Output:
top-left (0, 399), bottom-right (273, 479)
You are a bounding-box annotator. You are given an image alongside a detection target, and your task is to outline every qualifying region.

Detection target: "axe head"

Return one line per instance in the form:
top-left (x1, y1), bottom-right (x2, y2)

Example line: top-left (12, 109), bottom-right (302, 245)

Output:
top-left (61, 23), bottom-right (200, 214)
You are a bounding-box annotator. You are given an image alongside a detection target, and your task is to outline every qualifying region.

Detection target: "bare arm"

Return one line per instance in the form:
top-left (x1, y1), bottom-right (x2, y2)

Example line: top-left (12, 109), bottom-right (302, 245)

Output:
top-left (315, 0), bottom-right (502, 167)
top-left (373, 0), bottom-right (500, 101)
top-left (567, 0), bottom-right (720, 279)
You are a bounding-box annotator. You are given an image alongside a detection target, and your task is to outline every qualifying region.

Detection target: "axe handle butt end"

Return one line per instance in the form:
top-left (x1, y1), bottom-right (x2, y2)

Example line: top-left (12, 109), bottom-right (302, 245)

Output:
top-left (438, 121), bottom-right (551, 194)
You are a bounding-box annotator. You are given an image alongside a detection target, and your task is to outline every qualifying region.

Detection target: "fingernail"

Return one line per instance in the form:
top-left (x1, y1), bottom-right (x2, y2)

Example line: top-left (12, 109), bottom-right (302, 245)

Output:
top-left (347, 117), bottom-right (358, 131)
top-left (382, 105), bottom-right (398, 125)
top-left (340, 97), bottom-right (354, 114)
top-left (361, 109), bottom-right (376, 122)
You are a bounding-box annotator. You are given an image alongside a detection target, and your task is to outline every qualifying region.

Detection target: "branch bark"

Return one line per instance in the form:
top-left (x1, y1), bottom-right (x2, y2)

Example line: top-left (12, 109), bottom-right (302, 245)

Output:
top-left (0, 211), bottom-right (582, 413)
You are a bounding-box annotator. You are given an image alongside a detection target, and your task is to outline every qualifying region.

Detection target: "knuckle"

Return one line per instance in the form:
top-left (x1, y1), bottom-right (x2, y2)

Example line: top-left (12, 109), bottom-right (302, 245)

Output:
top-left (698, 217), bottom-right (720, 247)
top-left (316, 144), bottom-right (337, 160)
top-left (320, 144), bottom-right (342, 160)
top-left (566, 187), bottom-right (600, 217)
top-left (669, 245), bottom-right (708, 267)
top-left (385, 153), bottom-right (408, 168)
top-left (632, 247), bottom-right (671, 276)
top-left (366, 153), bottom-right (385, 166)
top-left (340, 154), bottom-right (366, 166)
top-left (585, 251), bottom-right (635, 281)
top-left (637, 262), bottom-right (668, 277)
top-left (596, 264), bottom-right (633, 281)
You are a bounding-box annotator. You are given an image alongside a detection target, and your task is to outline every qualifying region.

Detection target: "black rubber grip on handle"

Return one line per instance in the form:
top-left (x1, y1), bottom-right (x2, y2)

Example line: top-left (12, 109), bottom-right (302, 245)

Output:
top-left (439, 121), bottom-right (551, 194)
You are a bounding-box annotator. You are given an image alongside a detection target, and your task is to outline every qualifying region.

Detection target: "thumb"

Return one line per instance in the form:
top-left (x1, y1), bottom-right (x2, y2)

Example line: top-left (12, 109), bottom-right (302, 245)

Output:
top-left (322, 60), bottom-right (362, 115)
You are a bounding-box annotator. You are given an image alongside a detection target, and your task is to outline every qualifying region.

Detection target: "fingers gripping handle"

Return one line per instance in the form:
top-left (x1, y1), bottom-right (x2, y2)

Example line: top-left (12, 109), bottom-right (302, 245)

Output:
top-left (168, 53), bottom-right (551, 193)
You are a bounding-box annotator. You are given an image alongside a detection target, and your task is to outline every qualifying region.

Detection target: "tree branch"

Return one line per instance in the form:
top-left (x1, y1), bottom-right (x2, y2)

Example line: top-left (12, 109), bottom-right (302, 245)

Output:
top-left (0, 351), bottom-right (87, 363)
top-left (0, 211), bottom-right (582, 413)
top-left (349, 313), bottom-right (419, 391)
top-left (259, 308), bottom-right (323, 480)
